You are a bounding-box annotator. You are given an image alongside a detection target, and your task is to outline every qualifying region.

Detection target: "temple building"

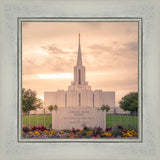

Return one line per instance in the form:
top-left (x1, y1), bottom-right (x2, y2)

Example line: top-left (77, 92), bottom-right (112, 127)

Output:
top-left (44, 34), bottom-right (115, 111)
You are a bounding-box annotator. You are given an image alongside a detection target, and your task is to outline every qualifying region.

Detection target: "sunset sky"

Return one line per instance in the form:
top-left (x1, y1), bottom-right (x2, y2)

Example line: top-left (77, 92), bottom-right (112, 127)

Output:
top-left (22, 21), bottom-right (138, 106)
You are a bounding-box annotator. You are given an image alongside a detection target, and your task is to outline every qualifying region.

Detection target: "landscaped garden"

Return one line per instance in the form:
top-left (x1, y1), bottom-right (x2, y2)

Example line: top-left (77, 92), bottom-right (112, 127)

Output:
top-left (22, 114), bottom-right (138, 139)
top-left (22, 89), bottom-right (138, 139)
top-left (22, 124), bottom-right (138, 139)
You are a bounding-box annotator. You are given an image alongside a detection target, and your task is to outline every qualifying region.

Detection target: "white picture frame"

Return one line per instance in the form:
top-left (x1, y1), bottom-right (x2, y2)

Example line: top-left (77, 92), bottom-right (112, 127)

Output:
top-left (0, 0), bottom-right (160, 159)
top-left (18, 17), bottom-right (142, 143)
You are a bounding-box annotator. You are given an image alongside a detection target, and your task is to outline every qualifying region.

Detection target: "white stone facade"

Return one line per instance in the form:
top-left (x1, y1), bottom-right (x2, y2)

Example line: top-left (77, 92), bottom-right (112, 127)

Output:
top-left (44, 34), bottom-right (115, 112)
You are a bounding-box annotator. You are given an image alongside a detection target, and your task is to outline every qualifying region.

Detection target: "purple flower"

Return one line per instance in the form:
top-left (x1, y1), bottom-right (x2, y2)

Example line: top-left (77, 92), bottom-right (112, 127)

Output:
top-left (86, 135), bottom-right (91, 138)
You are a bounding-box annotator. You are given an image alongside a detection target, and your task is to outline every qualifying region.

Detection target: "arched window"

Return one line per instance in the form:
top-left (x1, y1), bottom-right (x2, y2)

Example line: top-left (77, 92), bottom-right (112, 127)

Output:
top-left (93, 94), bottom-right (94, 108)
top-left (79, 93), bottom-right (81, 107)
top-left (78, 69), bottom-right (81, 84)
top-left (65, 93), bottom-right (67, 107)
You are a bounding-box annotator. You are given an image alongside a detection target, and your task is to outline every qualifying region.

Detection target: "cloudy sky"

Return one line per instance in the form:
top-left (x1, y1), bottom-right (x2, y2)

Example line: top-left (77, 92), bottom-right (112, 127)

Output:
top-left (22, 21), bottom-right (138, 106)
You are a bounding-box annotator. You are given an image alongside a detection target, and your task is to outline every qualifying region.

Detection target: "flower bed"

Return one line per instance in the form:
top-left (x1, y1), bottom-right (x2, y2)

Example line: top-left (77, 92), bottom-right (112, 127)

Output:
top-left (22, 124), bottom-right (138, 139)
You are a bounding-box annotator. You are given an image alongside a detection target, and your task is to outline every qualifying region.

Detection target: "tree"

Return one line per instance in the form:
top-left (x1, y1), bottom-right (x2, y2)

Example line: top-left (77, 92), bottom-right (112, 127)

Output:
top-left (48, 104), bottom-right (58, 112)
top-left (99, 105), bottom-right (110, 112)
top-left (22, 88), bottom-right (43, 113)
top-left (53, 105), bottom-right (58, 111)
top-left (119, 92), bottom-right (138, 114)
top-left (48, 105), bottom-right (54, 112)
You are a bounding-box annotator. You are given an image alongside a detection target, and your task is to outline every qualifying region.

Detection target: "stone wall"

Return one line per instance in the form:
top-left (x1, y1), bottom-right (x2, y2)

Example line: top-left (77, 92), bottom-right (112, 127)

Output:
top-left (52, 107), bottom-right (106, 130)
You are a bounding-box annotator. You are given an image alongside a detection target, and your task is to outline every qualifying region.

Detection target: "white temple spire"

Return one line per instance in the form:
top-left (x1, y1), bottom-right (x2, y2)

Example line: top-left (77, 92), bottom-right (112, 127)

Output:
top-left (77, 33), bottom-right (82, 66)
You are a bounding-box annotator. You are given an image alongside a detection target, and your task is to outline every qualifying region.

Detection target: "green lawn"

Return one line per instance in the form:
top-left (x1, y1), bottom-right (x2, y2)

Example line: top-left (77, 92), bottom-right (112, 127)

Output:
top-left (23, 114), bottom-right (52, 129)
top-left (106, 114), bottom-right (138, 129)
top-left (22, 114), bottom-right (138, 130)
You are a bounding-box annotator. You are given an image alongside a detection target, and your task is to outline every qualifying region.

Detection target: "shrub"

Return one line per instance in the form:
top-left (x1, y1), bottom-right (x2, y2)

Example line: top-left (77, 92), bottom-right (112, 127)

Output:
top-left (112, 124), bottom-right (123, 137)
top-left (105, 127), bottom-right (112, 132)
top-left (81, 131), bottom-right (87, 136)
top-left (91, 127), bottom-right (103, 136)
top-left (22, 125), bottom-right (29, 133)
top-left (83, 126), bottom-right (91, 131)
top-left (30, 125), bottom-right (49, 131)
top-left (100, 105), bottom-right (110, 112)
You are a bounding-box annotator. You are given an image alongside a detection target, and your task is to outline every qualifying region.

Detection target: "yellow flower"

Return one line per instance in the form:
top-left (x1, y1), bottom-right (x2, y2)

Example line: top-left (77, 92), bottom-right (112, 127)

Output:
top-left (126, 131), bottom-right (133, 137)
top-left (34, 131), bottom-right (40, 136)
top-left (65, 130), bottom-right (71, 133)
top-left (59, 131), bottom-right (64, 134)
top-left (122, 132), bottom-right (128, 137)
top-left (51, 130), bottom-right (57, 136)
top-left (22, 131), bottom-right (25, 137)
top-left (103, 132), bottom-right (111, 137)
top-left (28, 132), bottom-right (33, 135)
top-left (44, 130), bottom-right (50, 135)
top-left (87, 131), bottom-right (93, 136)
top-left (67, 134), bottom-right (73, 138)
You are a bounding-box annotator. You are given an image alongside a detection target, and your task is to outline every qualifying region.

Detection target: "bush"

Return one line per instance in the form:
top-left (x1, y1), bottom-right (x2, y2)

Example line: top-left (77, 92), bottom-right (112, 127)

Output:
top-left (105, 127), bottom-right (112, 132)
top-left (81, 131), bottom-right (87, 136)
top-left (100, 105), bottom-right (110, 112)
top-left (83, 126), bottom-right (91, 131)
top-left (112, 124), bottom-right (123, 137)
top-left (30, 125), bottom-right (49, 131)
top-left (22, 124), bottom-right (29, 133)
top-left (91, 127), bottom-right (103, 136)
